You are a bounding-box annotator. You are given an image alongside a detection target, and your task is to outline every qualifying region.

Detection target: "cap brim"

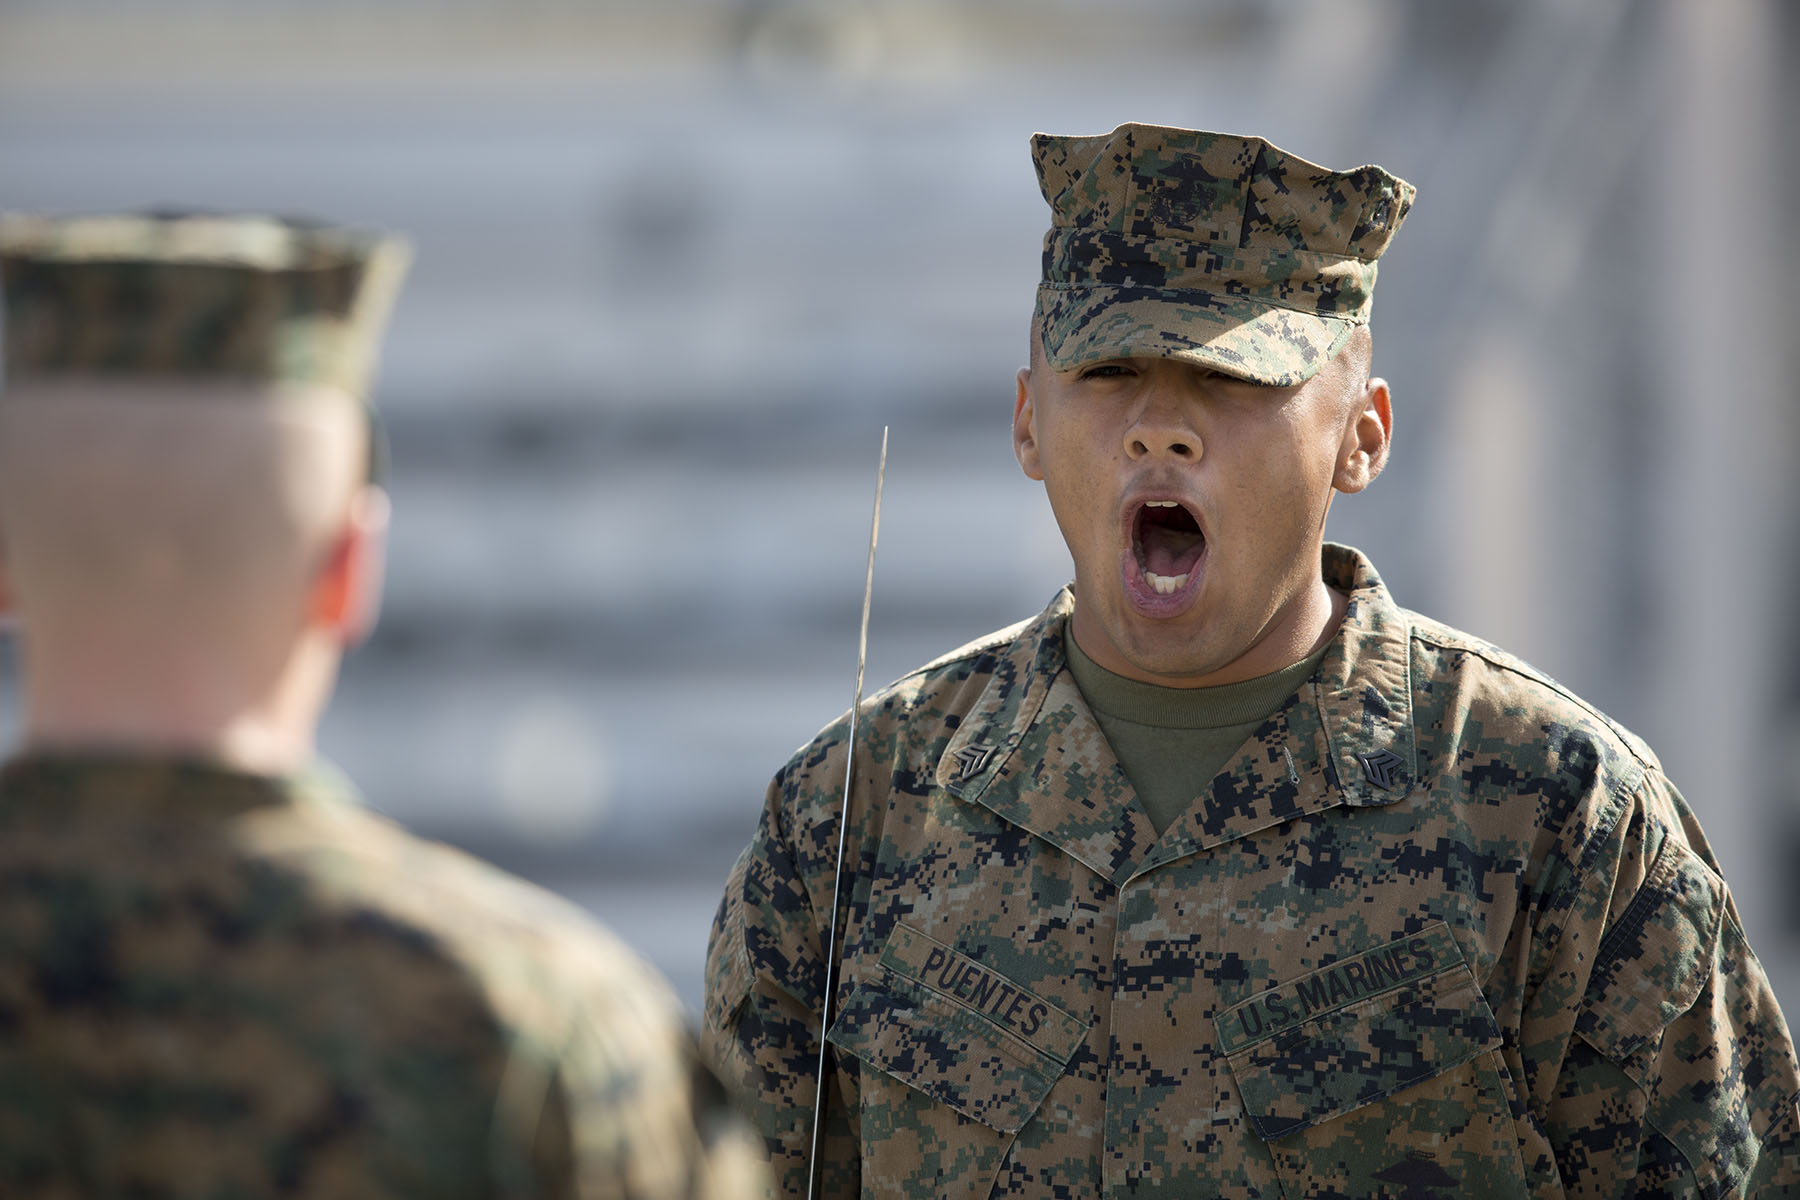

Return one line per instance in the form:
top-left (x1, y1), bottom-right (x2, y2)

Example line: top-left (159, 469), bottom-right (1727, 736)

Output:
top-left (1037, 286), bottom-right (1356, 386)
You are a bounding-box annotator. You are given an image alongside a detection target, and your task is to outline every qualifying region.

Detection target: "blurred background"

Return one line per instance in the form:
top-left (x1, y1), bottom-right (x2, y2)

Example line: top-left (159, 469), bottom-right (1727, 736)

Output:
top-left (1, 0), bottom-right (1794, 1015)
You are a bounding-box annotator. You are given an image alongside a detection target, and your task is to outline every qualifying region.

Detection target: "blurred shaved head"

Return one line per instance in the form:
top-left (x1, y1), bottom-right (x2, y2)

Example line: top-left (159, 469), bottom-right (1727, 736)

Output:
top-left (0, 377), bottom-right (383, 769)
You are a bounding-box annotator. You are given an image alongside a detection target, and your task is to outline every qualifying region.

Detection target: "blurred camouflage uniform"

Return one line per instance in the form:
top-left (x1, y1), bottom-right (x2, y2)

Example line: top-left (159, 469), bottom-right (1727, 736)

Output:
top-left (0, 213), bottom-right (767, 1200)
top-left (702, 127), bottom-right (1800, 1197)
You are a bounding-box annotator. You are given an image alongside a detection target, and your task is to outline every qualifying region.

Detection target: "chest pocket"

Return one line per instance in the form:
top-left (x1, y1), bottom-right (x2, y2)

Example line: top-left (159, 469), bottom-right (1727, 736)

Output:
top-left (826, 923), bottom-right (1089, 1200)
top-left (1217, 923), bottom-right (1530, 1199)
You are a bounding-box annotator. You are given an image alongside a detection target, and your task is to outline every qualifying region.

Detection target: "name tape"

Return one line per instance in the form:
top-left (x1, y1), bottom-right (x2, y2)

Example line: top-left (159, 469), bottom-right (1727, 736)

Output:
top-left (881, 924), bottom-right (1083, 1047)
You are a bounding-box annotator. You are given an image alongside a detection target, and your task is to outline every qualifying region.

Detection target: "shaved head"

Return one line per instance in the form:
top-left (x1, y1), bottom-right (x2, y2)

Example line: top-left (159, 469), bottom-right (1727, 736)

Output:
top-left (0, 377), bottom-right (380, 767)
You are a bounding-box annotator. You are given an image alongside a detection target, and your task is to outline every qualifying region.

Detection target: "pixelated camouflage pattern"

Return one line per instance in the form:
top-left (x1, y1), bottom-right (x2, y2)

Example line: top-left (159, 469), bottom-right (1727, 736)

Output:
top-left (0, 756), bottom-right (768, 1200)
top-left (0, 212), bottom-right (409, 398)
top-left (1032, 124), bottom-right (1415, 385)
top-left (704, 544), bottom-right (1800, 1199)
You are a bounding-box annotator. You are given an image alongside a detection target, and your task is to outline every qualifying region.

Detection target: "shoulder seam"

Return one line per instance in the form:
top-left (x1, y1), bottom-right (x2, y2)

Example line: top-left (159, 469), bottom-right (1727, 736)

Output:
top-left (889, 615), bottom-right (1037, 687)
top-left (773, 612), bottom-right (1041, 775)
top-left (1408, 623), bottom-right (1661, 778)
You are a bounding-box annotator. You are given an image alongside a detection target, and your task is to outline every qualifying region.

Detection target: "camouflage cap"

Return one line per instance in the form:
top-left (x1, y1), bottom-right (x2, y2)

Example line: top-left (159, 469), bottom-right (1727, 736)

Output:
top-left (0, 211), bottom-right (410, 399)
top-left (1032, 124), bottom-right (1415, 385)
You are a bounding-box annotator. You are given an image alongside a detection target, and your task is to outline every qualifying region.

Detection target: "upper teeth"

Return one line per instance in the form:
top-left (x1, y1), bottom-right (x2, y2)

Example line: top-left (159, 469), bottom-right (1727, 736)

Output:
top-left (1145, 500), bottom-right (1179, 507)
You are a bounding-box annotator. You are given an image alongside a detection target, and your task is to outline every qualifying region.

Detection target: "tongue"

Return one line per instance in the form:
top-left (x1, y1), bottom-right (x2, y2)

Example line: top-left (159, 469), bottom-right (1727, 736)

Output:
top-left (1142, 525), bottom-right (1205, 577)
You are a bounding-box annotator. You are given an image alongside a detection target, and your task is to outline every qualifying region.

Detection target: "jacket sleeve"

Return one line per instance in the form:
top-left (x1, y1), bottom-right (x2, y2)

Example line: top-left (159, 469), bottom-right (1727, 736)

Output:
top-left (533, 1043), bottom-right (778, 1200)
top-left (482, 919), bottom-right (776, 1200)
top-left (1529, 771), bottom-right (1800, 1198)
top-left (702, 759), bottom-right (863, 1200)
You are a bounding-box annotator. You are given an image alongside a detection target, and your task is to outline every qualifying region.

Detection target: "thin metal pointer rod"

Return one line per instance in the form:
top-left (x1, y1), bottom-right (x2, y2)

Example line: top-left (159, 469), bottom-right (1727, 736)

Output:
top-left (807, 426), bottom-right (887, 1200)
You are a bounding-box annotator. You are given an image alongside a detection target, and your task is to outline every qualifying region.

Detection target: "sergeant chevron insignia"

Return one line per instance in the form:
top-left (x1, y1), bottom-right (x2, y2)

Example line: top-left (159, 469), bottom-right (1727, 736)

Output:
top-left (951, 743), bottom-right (997, 782)
top-left (1357, 748), bottom-right (1405, 790)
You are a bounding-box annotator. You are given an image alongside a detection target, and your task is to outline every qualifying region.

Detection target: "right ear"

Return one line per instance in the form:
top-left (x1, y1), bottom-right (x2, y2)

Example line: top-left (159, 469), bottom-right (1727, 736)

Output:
top-left (1013, 367), bottom-right (1044, 481)
top-left (308, 485), bottom-right (391, 647)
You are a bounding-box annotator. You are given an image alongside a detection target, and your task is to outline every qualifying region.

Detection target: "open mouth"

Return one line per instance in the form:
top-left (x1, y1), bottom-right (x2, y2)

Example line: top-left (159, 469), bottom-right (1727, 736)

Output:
top-left (1133, 500), bottom-right (1206, 595)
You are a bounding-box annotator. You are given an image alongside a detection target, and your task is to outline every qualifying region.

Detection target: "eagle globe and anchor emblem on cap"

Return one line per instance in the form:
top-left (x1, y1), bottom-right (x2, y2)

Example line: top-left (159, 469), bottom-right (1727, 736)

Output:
top-left (1370, 1149), bottom-right (1458, 1199)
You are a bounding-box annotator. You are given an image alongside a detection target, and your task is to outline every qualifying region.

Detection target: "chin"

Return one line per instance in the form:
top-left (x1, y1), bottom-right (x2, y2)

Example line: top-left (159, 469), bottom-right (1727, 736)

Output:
top-left (1114, 631), bottom-right (1222, 681)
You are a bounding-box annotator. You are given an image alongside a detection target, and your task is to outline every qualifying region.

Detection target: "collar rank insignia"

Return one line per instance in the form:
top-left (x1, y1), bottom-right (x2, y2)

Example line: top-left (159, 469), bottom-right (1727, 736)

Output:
top-left (1357, 748), bottom-right (1404, 791)
top-left (951, 743), bottom-right (996, 782)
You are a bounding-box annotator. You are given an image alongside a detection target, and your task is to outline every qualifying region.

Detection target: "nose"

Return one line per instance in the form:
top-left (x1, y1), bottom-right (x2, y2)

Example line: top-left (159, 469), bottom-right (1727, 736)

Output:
top-left (1124, 385), bottom-right (1199, 462)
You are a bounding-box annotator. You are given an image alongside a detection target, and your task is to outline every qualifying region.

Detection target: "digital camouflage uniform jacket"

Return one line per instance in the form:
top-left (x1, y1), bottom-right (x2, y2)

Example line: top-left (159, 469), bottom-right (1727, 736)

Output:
top-left (0, 756), bottom-right (767, 1200)
top-left (704, 544), bottom-right (1800, 1199)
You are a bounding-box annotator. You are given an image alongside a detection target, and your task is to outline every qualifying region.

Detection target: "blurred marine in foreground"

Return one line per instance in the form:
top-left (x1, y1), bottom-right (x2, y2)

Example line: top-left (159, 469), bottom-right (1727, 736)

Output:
top-left (0, 212), bottom-right (767, 1199)
top-left (703, 125), bottom-right (1800, 1197)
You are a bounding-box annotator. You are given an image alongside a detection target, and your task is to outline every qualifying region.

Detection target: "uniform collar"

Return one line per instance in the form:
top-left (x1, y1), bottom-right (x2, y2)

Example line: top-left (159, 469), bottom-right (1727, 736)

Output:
top-left (0, 752), bottom-right (361, 819)
top-left (934, 543), bottom-right (1416, 885)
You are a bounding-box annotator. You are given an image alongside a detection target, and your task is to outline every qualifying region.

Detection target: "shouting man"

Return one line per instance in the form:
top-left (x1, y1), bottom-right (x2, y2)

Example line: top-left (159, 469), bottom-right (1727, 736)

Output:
top-left (703, 125), bottom-right (1800, 1198)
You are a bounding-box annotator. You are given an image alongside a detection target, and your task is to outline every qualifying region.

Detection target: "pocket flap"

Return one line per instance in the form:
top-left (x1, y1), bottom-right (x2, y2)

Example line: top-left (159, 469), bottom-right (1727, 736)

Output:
top-left (1218, 924), bottom-right (1503, 1141)
top-left (826, 924), bottom-right (1089, 1134)
top-left (1575, 838), bottom-right (1725, 1067)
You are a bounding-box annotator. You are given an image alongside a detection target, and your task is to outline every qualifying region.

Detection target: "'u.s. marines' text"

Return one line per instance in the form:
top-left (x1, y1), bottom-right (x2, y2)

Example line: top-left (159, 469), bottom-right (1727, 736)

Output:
top-left (1222, 926), bottom-right (1455, 1052)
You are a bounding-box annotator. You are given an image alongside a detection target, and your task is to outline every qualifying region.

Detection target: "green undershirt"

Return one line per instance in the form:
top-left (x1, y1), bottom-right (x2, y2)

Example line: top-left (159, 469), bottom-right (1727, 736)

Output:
top-left (1065, 628), bottom-right (1329, 837)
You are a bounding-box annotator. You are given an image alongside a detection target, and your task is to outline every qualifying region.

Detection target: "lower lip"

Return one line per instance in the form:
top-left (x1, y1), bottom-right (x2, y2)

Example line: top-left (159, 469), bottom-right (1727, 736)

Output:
top-left (1121, 546), bottom-right (1205, 618)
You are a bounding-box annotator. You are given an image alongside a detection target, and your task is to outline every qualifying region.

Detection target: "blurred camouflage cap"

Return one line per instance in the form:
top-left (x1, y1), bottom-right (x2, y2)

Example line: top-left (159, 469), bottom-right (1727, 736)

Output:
top-left (1032, 124), bottom-right (1415, 385)
top-left (0, 211), bottom-right (410, 399)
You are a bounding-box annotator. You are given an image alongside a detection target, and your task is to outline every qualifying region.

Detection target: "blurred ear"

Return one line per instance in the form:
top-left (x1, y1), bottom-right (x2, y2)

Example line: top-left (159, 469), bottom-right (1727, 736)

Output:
top-left (1334, 376), bottom-right (1393, 495)
top-left (0, 529), bottom-right (13, 631)
top-left (1014, 367), bottom-right (1044, 481)
top-left (308, 485), bottom-right (391, 646)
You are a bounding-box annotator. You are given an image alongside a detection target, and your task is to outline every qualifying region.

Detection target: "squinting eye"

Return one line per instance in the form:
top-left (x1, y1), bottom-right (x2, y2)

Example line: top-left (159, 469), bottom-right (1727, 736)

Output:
top-left (1079, 363), bottom-right (1133, 381)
